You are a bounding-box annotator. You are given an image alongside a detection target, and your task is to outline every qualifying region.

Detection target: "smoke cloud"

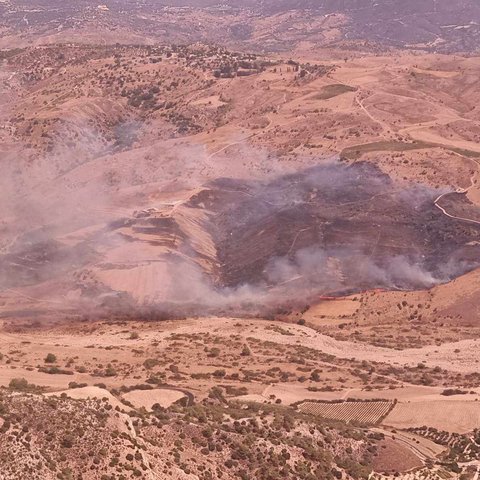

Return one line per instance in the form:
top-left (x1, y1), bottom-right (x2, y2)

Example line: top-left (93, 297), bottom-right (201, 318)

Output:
top-left (1, 116), bottom-right (480, 320)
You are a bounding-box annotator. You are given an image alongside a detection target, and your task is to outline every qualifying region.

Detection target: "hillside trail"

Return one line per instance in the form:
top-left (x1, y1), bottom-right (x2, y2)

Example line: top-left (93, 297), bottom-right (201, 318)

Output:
top-left (2, 288), bottom-right (65, 305)
top-left (354, 93), bottom-right (390, 138)
top-left (345, 69), bottom-right (480, 225)
top-left (197, 87), bottom-right (289, 177)
top-left (433, 154), bottom-right (480, 225)
top-left (355, 96), bottom-right (480, 224)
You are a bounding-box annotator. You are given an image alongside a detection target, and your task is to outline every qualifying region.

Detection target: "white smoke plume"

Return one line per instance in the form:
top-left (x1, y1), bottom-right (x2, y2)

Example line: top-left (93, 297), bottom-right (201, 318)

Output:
top-left (1, 114), bottom-right (479, 320)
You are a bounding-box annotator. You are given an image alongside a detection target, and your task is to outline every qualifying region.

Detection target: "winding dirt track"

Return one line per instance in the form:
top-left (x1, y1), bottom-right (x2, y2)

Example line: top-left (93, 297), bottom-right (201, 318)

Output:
top-left (433, 156), bottom-right (480, 225)
top-left (355, 93), bottom-right (390, 137)
top-left (434, 191), bottom-right (480, 226)
top-left (352, 82), bottom-right (480, 225)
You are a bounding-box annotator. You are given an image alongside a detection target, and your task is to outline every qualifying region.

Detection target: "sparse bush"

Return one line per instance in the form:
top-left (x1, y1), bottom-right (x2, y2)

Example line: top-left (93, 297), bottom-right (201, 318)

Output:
top-left (241, 345), bottom-right (251, 357)
top-left (143, 358), bottom-right (159, 369)
top-left (8, 378), bottom-right (38, 392)
top-left (207, 348), bottom-right (220, 358)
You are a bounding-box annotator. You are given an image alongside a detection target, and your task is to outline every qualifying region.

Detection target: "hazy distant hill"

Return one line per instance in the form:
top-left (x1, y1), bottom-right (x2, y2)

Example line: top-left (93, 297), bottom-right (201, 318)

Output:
top-left (1, 0), bottom-right (479, 53)
top-left (160, 0), bottom-right (480, 51)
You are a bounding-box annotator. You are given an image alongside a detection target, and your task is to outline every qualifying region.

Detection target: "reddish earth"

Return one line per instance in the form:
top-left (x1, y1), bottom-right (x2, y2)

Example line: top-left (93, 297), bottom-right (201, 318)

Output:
top-left (372, 438), bottom-right (423, 474)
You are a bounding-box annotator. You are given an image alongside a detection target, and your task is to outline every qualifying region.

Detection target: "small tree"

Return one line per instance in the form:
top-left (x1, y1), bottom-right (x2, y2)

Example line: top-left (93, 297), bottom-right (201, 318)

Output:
top-left (44, 353), bottom-right (57, 364)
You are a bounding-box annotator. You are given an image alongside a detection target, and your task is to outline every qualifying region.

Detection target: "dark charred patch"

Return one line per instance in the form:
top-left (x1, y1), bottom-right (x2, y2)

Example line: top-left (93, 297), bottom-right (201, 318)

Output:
top-left (186, 162), bottom-right (480, 292)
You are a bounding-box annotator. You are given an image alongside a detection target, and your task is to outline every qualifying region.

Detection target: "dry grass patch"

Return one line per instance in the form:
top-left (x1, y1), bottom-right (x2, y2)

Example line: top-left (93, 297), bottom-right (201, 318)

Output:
top-left (384, 400), bottom-right (480, 433)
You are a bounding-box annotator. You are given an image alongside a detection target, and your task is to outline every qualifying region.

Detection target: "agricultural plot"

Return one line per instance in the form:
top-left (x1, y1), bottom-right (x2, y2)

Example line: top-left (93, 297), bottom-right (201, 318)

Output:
top-left (369, 467), bottom-right (456, 480)
top-left (297, 400), bottom-right (394, 425)
top-left (383, 401), bottom-right (480, 434)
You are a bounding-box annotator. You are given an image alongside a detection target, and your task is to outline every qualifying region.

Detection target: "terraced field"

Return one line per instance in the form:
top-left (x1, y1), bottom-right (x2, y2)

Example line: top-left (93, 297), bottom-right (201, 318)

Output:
top-left (297, 400), bottom-right (394, 425)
